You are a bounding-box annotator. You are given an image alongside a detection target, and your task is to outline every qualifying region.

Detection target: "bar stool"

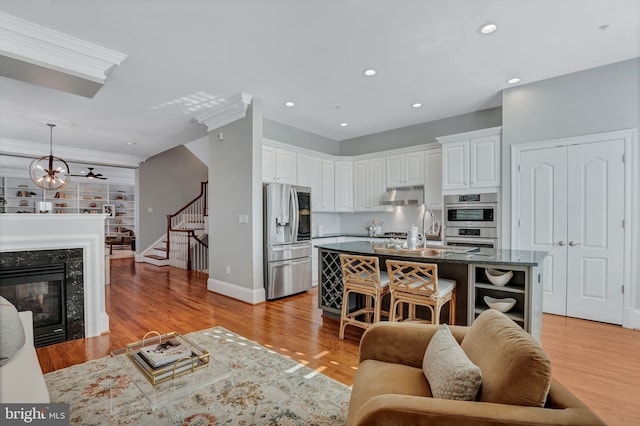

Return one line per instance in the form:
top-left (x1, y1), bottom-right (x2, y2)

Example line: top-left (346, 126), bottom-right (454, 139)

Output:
top-left (338, 254), bottom-right (392, 339)
top-left (385, 259), bottom-right (456, 325)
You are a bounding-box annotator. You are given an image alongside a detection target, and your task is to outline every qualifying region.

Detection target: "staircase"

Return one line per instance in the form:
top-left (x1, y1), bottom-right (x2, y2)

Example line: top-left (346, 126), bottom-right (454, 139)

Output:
top-left (141, 181), bottom-right (208, 271)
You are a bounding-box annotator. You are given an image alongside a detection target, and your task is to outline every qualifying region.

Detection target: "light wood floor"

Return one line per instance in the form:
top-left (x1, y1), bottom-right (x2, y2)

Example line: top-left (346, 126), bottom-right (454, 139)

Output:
top-left (37, 258), bottom-right (640, 425)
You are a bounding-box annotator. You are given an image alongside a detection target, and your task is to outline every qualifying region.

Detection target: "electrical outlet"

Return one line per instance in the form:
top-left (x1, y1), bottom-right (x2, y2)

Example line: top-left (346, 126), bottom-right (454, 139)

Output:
top-left (225, 265), bottom-right (231, 274)
top-left (147, 207), bottom-right (153, 213)
top-left (238, 214), bottom-right (249, 223)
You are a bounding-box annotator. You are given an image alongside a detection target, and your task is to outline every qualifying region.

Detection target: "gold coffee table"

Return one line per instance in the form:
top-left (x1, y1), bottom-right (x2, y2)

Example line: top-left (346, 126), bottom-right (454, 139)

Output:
top-left (111, 332), bottom-right (232, 410)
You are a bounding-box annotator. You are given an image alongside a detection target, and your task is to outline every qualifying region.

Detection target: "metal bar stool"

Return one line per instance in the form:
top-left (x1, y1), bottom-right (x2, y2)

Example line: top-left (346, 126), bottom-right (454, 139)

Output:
top-left (385, 259), bottom-right (456, 324)
top-left (338, 254), bottom-right (392, 339)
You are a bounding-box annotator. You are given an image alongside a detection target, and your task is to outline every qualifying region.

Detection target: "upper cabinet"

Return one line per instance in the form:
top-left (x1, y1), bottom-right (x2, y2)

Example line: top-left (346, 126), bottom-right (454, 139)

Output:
top-left (321, 159), bottom-right (335, 211)
top-left (262, 145), bottom-right (296, 184)
top-left (386, 151), bottom-right (424, 188)
top-left (424, 149), bottom-right (443, 207)
top-left (437, 127), bottom-right (502, 194)
top-left (354, 157), bottom-right (386, 211)
top-left (334, 160), bottom-right (353, 212)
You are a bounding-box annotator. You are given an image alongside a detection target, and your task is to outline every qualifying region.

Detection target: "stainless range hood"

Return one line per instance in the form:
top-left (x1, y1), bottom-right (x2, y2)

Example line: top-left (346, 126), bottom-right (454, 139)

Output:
top-left (379, 185), bottom-right (424, 206)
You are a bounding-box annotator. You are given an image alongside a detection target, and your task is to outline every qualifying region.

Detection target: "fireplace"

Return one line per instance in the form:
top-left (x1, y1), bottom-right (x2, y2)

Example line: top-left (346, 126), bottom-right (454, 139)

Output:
top-left (0, 248), bottom-right (85, 345)
top-left (0, 264), bottom-right (67, 347)
top-left (0, 214), bottom-right (110, 339)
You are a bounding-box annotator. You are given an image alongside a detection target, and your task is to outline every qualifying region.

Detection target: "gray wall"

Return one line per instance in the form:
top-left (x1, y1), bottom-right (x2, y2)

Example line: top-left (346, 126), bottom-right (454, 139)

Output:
top-left (339, 107), bottom-right (502, 156)
top-left (138, 145), bottom-right (208, 251)
top-left (501, 58), bottom-right (640, 250)
top-left (502, 58), bottom-right (640, 314)
top-left (209, 100), bottom-right (264, 298)
top-left (263, 119), bottom-right (340, 155)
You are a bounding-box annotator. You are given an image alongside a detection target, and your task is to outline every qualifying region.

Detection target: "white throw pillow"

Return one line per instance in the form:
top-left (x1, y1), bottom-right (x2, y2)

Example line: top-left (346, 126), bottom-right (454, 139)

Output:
top-left (0, 295), bottom-right (26, 367)
top-left (423, 324), bottom-right (482, 400)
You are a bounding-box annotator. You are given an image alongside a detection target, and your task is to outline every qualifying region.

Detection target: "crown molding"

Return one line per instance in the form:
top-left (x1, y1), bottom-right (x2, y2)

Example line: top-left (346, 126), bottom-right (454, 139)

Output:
top-left (0, 137), bottom-right (144, 168)
top-left (194, 92), bottom-right (253, 132)
top-left (0, 12), bottom-right (127, 96)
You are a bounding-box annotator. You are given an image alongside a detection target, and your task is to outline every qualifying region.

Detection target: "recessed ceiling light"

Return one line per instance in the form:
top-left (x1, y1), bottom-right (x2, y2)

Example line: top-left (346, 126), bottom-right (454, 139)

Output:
top-left (284, 101), bottom-right (295, 107)
top-left (339, 122), bottom-right (349, 127)
top-left (363, 69), bottom-right (377, 77)
top-left (412, 103), bottom-right (423, 108)
top-left (126, 141), bottom-right (136, 145)
top-left (506, 77), bottom-right (521, 84)
top-left (478, 23), bottom-right (498, 35)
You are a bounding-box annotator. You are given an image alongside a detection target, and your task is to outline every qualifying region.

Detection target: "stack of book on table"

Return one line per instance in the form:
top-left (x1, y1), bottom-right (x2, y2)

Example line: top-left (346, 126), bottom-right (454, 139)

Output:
top-left (125, 332), bottom-right (211, 385)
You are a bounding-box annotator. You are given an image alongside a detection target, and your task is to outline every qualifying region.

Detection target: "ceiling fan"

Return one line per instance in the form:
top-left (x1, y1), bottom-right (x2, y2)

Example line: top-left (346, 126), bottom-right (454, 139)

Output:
top-left (69, 167), bottom-right (108, 180)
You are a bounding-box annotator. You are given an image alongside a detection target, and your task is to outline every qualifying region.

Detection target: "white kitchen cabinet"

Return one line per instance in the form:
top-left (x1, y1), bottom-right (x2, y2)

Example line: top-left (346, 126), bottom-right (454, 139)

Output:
top-left (386, 151), bottom-right (424, 188)
top-left (299, 154), bottom-right (331, 212)
top-left (296, 153), bottom-right (311, 187)
top-left (321, 159), bottom-right (335, 211)
top-left (354, 157), bottom-right (386, 211)
top-left (438, 127), bottom-right (501, 194)
top-left (334, 160), bottom-right (353, 212)
top-left (424, 149), bottom-right (443, 207)
top-left (262, 145), bottom-right (297, 184)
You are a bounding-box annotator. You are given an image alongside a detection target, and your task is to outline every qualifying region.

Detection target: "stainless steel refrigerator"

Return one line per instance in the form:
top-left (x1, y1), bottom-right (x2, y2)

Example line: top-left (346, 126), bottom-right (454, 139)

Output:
top-left (263, 183), bottom-right (312, 300)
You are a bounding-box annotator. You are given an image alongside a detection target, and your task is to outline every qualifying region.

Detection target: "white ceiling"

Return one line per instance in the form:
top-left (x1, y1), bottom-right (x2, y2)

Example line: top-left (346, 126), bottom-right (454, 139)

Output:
top-left (1, 0), bottom-right (638, 165)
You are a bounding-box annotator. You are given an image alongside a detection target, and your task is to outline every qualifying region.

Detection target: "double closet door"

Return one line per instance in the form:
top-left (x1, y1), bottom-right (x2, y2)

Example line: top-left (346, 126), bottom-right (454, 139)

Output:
top-left (517, 138), bottom-right (626, 324)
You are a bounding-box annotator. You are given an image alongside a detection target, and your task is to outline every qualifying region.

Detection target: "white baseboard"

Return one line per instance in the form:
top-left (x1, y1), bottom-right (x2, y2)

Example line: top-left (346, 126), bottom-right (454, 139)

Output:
top-left (207, 278), bottom-right (266, 305)
top-left (623, 307), bottom-right (640, 330)
top-left (135, 254), bottom-right (145, 262)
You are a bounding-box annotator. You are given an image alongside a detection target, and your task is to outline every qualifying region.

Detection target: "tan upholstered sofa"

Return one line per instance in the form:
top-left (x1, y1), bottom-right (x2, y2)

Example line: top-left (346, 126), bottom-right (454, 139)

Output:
top-left (347, 309), bottom-right (605, 426)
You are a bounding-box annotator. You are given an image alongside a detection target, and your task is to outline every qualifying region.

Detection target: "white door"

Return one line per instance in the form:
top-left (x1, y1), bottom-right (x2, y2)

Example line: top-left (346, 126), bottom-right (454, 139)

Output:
top-left (519, 146), bottom-right (568, 316)
top-left (565, 142), bottom-right (625, 324)
top-left (518, 141), bottom-right (625, 324)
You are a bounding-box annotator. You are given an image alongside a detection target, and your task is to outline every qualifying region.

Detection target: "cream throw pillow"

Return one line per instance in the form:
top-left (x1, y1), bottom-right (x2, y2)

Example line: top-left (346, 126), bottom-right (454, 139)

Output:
top-left (0, 295), bottom-right (26, 367)
top-left (423, 324), bottom-right (482, 400)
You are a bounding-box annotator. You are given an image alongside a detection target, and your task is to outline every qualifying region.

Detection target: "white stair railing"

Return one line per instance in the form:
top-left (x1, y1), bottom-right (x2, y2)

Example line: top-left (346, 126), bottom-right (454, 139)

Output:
top-left (166, 182), bottom-right (208, 272)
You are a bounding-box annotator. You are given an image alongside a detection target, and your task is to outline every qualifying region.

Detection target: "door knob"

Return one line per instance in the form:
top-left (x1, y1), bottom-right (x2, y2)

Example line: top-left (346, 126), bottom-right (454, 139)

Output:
top-left (568, 241), bottom-right (582, 246)
top-left (556, 241), bottom-right (566, 246)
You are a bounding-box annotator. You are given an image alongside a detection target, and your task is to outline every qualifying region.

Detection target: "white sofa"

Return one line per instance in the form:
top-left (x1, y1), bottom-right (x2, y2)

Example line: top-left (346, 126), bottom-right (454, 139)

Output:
top-left (0, 311), bottom-right (50, 403)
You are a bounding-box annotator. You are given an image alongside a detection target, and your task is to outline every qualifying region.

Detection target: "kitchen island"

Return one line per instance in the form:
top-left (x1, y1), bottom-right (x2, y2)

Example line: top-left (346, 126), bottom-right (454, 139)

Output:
top-left (316, 241), bottom-right (547, 340)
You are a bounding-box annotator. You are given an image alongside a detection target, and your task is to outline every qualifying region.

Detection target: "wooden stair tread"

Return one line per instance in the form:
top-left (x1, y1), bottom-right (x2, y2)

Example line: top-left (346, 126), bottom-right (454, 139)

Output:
top-left (145, 254), bottom-right (168, 260)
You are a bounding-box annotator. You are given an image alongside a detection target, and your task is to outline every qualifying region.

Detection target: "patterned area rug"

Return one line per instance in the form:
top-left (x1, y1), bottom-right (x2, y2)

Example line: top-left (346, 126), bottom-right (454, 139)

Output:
top-left (44, 327), bottom-right (351, 425)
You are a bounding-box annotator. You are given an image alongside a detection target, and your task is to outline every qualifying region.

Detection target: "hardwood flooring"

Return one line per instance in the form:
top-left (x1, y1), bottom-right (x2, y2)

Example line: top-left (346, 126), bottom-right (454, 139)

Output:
top-left (37, 258), bottom-right (639, 425)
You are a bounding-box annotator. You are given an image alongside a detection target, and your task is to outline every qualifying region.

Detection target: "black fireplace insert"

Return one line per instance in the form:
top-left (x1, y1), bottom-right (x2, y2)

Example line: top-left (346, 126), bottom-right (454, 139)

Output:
top-left (0, 264), bottom-right (67, 347)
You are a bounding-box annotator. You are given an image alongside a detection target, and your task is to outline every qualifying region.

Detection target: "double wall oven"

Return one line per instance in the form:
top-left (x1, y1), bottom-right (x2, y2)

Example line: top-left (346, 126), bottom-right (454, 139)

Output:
top-left (444, 193), bottom-right (499, 248)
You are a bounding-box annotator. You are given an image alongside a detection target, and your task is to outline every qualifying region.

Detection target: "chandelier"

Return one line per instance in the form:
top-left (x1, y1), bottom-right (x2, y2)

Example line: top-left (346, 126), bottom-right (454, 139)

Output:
top-left (29, 123), bottom-right (72, 190)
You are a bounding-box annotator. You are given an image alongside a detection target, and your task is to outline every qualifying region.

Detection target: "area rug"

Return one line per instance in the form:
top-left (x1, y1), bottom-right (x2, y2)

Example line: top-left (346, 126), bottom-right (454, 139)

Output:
top-left (44, 327), bottom-right (351, 425)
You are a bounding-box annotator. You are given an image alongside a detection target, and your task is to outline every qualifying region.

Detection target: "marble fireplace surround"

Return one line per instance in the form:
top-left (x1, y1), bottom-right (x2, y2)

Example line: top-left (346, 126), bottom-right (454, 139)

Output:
top-left (0, 214), bottom-right (109, 338)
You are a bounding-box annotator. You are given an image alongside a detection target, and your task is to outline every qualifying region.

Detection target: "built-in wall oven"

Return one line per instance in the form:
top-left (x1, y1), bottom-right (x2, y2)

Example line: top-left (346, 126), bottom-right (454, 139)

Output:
top-left (444, 193), bottom-right (499, 248)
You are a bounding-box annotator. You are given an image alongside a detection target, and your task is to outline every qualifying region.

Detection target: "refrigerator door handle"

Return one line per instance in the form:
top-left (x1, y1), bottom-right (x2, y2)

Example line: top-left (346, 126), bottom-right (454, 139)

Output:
top-left (290, 186), bottom-right (299, 243)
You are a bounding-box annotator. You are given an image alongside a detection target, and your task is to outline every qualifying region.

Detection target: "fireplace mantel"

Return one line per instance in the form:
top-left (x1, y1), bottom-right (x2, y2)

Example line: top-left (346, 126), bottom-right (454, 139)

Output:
top-left (0, 214), bottom-right (109, 337)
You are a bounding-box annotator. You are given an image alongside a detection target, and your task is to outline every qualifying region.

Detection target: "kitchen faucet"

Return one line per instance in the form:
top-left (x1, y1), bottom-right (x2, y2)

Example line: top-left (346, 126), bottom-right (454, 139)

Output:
top-left (421, 204), bottom-right (435, 248)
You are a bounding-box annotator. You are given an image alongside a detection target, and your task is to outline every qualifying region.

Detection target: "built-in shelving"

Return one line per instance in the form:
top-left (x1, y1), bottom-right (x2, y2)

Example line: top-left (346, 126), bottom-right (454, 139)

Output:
top-left (469, 264), bottom-right (534, 332)
top-left (1, 177), bottom-right (136, 239)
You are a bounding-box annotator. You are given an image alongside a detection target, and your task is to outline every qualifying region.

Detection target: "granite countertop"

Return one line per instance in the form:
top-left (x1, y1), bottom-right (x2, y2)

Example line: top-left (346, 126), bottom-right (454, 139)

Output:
top-left (315, 241), bottom-right (547, 267)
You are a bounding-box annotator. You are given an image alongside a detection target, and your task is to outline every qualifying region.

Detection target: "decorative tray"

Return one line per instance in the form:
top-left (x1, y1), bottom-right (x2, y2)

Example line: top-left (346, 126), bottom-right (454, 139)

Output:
top-left (125, 331), bottom-right (210, 386)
